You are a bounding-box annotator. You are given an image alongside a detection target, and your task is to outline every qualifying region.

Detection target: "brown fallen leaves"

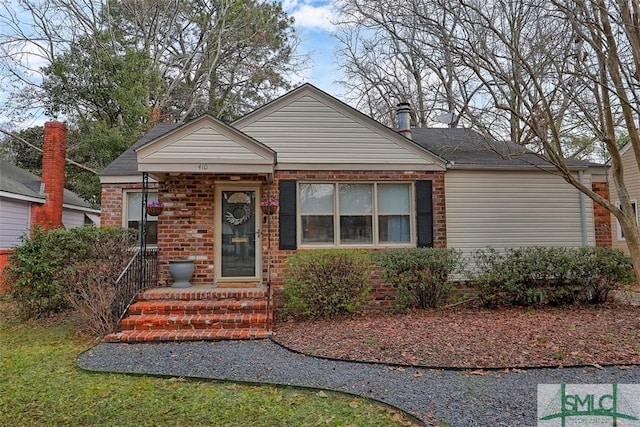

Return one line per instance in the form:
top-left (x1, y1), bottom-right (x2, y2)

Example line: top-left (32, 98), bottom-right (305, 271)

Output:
top-left (273, 304), bottom-right (640, 369)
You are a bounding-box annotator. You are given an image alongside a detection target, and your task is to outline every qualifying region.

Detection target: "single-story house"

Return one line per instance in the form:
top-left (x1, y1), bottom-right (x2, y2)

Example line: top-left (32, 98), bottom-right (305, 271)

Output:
top-left (0, 122), bottom-right (100, 275)
top-left (0, 160), bottom-right (99, 245)
top-left (99, 84), bottom-right (610, 341)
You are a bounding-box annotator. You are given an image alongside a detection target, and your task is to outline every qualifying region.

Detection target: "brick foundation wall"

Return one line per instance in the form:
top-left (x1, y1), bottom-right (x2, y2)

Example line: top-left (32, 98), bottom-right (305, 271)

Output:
top-left (592, 181), bottom-right (612, 248)
top-left (0, 249), bottom-right (14, 292)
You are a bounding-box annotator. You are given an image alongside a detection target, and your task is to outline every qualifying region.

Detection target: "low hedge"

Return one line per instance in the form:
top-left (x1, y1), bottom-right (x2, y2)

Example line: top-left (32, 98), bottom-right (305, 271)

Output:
top-left (472, 247), bottom-right (635, 307)
top-left (376, 248), bottom-right (465, 310)
top-left (282, 249), bottom-right (373, 319)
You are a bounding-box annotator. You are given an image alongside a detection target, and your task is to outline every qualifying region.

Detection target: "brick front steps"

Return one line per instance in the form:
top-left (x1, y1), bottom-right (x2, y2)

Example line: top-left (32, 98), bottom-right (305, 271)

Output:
top-left (104, 286), bottom-right (272, 343)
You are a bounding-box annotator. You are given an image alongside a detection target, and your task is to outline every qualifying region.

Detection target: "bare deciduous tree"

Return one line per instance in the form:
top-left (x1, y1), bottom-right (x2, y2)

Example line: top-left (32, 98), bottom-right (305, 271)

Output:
top-left (336, 0), bottom-right (640, 277)
top-left (451, 0), bottom-right (640, 278)
top-left (334, 0), bottom-right (479, 127)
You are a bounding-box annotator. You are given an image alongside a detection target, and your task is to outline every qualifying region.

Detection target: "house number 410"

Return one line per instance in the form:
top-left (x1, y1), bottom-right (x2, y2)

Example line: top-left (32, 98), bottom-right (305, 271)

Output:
top-left (198, 164), bottom-right (209, 170)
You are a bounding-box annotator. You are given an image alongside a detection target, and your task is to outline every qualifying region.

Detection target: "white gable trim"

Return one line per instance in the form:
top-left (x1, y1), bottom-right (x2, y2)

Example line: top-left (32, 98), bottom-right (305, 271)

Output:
top-left (619, 142), bottom-right (633, 157)
top-left (275, 163), bottom-right (442, 171)
top-left (99, 174), bottom-right (158, 184)
top-left (62, 204), bottom-right (101, 214)
top-left (136, 115), bottom-right (276, 174)
top-left (0, 192), bottom-right (97, 212)
top-left (1, 191), bottom-right (43, 204)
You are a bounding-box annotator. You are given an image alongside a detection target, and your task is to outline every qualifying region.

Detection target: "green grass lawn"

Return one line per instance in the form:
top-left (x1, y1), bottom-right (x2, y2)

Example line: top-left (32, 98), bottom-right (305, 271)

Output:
top-left (0, 301), bottom-right (415, 426)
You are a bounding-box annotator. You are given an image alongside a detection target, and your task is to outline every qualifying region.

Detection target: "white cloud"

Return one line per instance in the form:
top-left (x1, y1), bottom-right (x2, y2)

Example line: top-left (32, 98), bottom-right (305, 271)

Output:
top-left (286, 1), bottom-right (339, 32)
top-left (280, 0), bottom-right (301, 11)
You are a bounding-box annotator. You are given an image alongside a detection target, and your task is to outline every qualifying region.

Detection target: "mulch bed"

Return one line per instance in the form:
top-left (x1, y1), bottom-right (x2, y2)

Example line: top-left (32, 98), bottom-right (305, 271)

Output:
top-left (272, 303), bottom-right (640, 369)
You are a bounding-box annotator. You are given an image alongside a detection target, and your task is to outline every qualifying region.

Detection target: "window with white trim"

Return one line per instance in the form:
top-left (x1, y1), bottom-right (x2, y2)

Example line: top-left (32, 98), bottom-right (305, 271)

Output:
top-left (299, 183), bottom-right (413, 246)
top-left (616, 200), bottom-right (637, 241)
top-left (125, 192), bottom-right (158, 245)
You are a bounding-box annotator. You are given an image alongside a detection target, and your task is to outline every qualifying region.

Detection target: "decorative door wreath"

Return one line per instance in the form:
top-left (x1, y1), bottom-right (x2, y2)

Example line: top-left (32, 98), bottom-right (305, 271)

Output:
top-left (225, 192), bottom-right (253, 226)
top-left (225, 204), bottom-right (252, 226)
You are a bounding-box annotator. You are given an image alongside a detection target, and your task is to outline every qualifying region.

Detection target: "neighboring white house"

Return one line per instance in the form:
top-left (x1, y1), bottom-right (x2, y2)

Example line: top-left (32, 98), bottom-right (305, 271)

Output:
top-left (0, 160), bottom-right (100, 248)
top-left (609, 143), bottom-right (639, 254)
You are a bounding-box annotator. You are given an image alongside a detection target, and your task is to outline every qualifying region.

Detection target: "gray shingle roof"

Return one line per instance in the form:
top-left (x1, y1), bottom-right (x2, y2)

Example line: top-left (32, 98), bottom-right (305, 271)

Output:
top-left (0, 159), bottom-right (91, 207)
top-left (100, 123), bottom-right (181, 176)
top-left (100, 119), bottom-right (602, 177)
top-left (410, 128), bottom-right (601, 169)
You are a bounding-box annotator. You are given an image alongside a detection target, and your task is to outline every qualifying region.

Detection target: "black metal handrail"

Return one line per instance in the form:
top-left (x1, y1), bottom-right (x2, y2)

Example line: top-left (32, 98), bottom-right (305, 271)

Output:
top-left (112, 247), bottom-right (158, 323)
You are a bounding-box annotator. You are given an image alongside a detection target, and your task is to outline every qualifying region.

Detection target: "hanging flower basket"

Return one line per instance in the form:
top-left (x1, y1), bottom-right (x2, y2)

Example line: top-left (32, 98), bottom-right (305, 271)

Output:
top-left (261, 205), bottom-right (278, 215)
top-left (147, 201), bottom-right (164, 216)
top-left (147, 206), bottom-right (163, 216)
top-left (260, 198), bottom-right (279, 215)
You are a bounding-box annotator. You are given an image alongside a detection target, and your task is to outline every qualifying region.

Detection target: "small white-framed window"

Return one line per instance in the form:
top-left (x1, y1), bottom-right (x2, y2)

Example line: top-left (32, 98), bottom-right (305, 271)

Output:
top-left (616, 200), bottom-right (637, 241)
top-left (299, 182), bottom-right (414, 247)
top-left (339, 183), bottom-right (373, 244)
top-left (378, 183), bottom-right (411, 243)
top-left (124, 191), bottom-right (159, 245)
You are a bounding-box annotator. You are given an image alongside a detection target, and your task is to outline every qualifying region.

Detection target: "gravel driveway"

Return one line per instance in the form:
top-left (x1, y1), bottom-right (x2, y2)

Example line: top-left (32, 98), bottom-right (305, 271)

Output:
top-left (77, 339), bottom-right (640, 426)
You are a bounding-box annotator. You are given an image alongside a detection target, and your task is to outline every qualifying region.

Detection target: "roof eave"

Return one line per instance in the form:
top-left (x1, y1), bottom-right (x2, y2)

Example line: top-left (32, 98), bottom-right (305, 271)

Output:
top-left (446, 163), bottom-right (593, 171)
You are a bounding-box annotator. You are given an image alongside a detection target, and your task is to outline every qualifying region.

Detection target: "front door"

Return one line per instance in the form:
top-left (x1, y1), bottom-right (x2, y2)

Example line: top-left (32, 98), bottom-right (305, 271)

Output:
top-left (218, 187), bottom-right (260, 281)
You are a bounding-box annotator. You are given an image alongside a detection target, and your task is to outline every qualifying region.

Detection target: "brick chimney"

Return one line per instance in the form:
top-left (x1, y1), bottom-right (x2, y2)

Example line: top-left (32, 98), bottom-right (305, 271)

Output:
top-left (31, 121), bottom-right (67, 230)
top-left (397, 102), bottom-right (412, 139)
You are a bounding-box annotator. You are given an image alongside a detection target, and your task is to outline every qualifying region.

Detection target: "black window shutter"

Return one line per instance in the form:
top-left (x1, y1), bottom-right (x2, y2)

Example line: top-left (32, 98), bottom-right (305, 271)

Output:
top-left (279, 180), bottom-right (297, 250)
top-left (415, 180), bottom-right (434, 248)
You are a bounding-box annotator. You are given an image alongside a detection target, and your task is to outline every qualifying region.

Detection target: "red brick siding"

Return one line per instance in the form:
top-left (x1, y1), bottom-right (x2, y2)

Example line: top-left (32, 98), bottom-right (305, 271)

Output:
top-left (156, 174), bottom-right (265, 285)
top-left (592, 181), bottom-right (612, 248)
top-left (101, 170), bottom-right (446, 305)
top-left (267, 170), bottom-right (446, 304)
top-left (100, 182), bottom-right (160, 227)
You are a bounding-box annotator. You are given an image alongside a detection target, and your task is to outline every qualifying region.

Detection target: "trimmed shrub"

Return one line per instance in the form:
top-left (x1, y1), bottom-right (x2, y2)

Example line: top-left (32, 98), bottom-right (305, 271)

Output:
top-left (472, 247), bottom-right (635, 307)
top-left (575, 247), bottom-right (636, 303)
top-left (375, 248), bottom-right (465, 310)
top-left (283, 249), bottom-right (372, 319)
top-left (4, 226), bottom-right (134, 320)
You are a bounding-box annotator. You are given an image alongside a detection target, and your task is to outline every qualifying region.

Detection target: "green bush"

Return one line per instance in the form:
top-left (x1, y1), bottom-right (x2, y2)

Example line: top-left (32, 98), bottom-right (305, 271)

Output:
top-left (4, 226), bottom-right (134, 320)
top-left (575, 247), bottom-right (636, 303)
top-left (283, 249), bottom-right (372, 319)
top-left (472, 247), bottom-right (635, 307)
top-left (375, 248), bottom-right (465, 310)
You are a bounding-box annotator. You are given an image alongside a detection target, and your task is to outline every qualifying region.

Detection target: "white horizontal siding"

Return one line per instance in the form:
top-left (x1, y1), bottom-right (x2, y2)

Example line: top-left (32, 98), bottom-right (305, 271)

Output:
top-left (239, 95), bottom-right (434, 166)
top-left (62, 209), bottom-right (85, 229)
top-left (141, 126), bottom-right (270, 162)
top-left (610, 148), bottom-right (640, 252)
top-left (0, 198), bottom-right (30, 248)
top-left (446, 170), bottom-right (595, 255)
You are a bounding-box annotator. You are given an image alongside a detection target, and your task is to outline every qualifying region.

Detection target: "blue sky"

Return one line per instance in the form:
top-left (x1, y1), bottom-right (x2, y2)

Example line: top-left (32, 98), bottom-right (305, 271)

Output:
top-left (281, 0), bottom-right (344, 97)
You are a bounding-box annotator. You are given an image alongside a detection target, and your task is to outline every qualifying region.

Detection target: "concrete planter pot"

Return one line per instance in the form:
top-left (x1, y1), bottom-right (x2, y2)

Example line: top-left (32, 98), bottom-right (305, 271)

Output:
top-left (169, 260), bottom-right (195, 288)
